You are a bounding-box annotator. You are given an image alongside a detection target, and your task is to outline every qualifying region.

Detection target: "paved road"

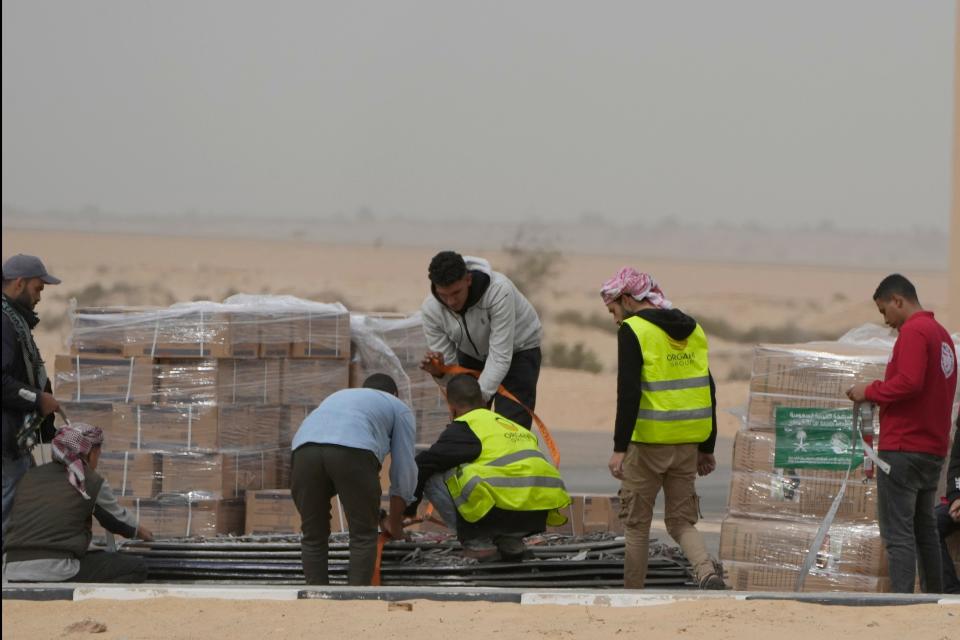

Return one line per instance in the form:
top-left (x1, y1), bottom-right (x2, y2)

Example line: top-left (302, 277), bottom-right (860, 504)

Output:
top-left (552, 430), bottom-right (732, 556)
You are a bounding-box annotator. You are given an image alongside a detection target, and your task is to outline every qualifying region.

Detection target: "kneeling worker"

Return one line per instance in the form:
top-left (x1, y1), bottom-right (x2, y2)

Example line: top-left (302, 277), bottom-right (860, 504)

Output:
top-left (4, 423), bottom-right (153, 583)
top-left (291, 374), bottom-right (417, 585)
top-left (408, 374), bottom-right (570, 561)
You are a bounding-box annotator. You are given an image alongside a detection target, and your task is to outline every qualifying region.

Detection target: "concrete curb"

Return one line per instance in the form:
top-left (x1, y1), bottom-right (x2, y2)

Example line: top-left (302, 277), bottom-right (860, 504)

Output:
top-left (4, 584), bottom-right (960, 607)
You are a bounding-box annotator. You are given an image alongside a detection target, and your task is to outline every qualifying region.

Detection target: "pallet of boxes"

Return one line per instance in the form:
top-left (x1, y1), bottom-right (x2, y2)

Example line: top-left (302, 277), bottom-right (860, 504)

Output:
top-left (720, 340), bottom-right (894, 592)
top-left (58, 295), bottom-right (351, 540)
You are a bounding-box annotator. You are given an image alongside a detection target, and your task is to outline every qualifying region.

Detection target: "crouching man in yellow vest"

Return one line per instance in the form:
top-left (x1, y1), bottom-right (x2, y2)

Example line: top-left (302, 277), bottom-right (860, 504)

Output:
top-left (600, 268), bottom-right (725, 590)
top-left (406, 374), bottom-right (570, 561)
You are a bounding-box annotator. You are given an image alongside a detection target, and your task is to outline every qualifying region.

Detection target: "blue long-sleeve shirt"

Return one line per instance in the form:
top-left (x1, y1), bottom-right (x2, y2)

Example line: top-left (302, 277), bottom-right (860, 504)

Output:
top-left (291, 388), bottom-right (418, 504)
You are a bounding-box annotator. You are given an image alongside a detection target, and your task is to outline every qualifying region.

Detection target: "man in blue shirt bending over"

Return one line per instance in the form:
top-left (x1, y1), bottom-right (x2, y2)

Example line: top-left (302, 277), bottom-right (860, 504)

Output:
top-left (291, 374), bottom-right (417, 585)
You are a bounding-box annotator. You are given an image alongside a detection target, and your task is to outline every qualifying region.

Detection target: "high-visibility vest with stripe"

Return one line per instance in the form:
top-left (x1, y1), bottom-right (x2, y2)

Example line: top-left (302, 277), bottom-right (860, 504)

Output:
top-left (623, 315), bottom-right (712, 445)
top-left (444, 408), bottom-right (570, 525)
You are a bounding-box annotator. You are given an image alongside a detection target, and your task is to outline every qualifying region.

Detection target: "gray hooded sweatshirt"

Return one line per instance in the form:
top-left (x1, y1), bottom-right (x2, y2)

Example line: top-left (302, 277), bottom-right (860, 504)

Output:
top-left (420, 257), bottom-right (542, 401)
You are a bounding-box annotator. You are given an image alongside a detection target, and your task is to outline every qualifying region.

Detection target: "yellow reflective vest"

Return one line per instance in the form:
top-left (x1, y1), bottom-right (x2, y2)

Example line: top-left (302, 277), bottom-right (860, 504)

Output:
top-left (444, 408), bottom-right (570, 524)
top-left (623, 315), bottom-right (712, 445)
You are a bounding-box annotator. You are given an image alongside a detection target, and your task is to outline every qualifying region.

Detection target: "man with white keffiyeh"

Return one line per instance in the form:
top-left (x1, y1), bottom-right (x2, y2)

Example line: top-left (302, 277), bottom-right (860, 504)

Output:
top-left (2, 423), bottom-right (153, 583)
top-left (600, 267), bottom-right (726, 590)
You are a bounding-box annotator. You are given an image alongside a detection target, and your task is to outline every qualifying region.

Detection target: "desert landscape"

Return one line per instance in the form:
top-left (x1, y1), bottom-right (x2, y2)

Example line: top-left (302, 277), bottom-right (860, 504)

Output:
top-left (2, 226), bottom-right (956, 636)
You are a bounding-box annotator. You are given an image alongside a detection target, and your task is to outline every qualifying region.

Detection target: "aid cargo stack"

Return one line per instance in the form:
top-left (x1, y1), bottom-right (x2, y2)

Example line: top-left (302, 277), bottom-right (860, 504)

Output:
top-left (720, 340), bottom-right (893, 592)
top-left (57, 295), bottom-right (350, 539)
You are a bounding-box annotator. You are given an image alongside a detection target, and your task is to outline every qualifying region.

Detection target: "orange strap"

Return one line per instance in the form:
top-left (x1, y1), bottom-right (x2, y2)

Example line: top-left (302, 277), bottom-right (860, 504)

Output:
top-left (372, 531), bottom-right (388, 586)
top-left (430, 359), bottom-right (561, 467)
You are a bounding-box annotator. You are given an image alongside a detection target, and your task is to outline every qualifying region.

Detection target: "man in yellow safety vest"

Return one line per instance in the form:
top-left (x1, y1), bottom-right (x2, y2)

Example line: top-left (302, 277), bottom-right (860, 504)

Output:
top-left (407, 374), bottom-right (570, 561)
top-left (600, 267), bottom-right (725, 590)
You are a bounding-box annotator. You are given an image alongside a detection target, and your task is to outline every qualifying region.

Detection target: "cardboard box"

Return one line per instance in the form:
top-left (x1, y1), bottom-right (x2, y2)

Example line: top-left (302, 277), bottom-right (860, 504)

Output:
top-left (565, 495), bottom-right (622, 536)
top-left (122, 310), bottom-right (229, 358)
top-left (217, 405), bottom-right (282, 450)
top-left (244, 489), bottom-right (348, 535)
top-left (745, 343), bottom-right (891, 432)
top-left (96, 451), bottom-right (161, 498)
top-left (110, 403), bottom-right (280, 452)
top-left (290, 309), bottom-right (350, 359)
top-left (110, 403), bottom-right (219, 451)
top-left (154, 359), bottom-right (282, 404)
top-left (258, 312), bottom-right (293, 358)
top-left (279, 405), bottom-right (313, 448)
top-left (731, 430), bottom-right (871, 481)
top-left (121, 310), bottom-right (265, 359)
top-left (727, 470), bottom-right (877, 522)
top-left (224, 311), bottom-right (263, 358)
top-left (94, 497), bottom-right (245, 538)
top-left (60, 401), bottom-right (113, 433)
top-left (723, 560), bottom-right (891, 593)
top-left (719, 515), bottom-right (887, 577)
top-left (69, 308), bottom-right (131, 356)
top-left (160, 451), bottom-right (278, 499)
top-left (749, 344), bottom-right (888, 399)
top-left (245, 489), bottom-right (303, 534)
top-left (280, 359), bottom-right (349, 405)
top-left (54, 355), bottom-right (155, 403)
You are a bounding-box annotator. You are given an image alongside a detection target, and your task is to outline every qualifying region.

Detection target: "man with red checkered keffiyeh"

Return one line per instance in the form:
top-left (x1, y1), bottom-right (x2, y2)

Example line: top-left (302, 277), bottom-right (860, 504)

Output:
top-left (600, 267), bottom-right (725, 590)
top-left (2, 423), bottom-right (153, 583)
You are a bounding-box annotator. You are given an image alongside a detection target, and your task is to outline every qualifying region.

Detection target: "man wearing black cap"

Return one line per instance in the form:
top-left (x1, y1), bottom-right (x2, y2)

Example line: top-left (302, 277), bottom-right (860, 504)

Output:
top-left (2, 254), bottom-right (62, 545)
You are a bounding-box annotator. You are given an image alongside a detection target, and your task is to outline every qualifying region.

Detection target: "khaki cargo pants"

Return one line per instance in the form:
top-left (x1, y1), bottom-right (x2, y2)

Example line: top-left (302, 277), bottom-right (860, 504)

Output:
top-left (619, 442), bottom-right (714, 588)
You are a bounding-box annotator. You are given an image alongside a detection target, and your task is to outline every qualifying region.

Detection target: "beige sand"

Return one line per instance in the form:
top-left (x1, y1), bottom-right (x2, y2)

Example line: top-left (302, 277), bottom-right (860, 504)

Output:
top-left (3, 597), bottom-right (957, 640)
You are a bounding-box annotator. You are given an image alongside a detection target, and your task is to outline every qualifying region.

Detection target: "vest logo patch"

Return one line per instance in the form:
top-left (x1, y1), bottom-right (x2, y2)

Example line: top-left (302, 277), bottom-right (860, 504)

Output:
top-left (942, 342), bottom-right (956, 378)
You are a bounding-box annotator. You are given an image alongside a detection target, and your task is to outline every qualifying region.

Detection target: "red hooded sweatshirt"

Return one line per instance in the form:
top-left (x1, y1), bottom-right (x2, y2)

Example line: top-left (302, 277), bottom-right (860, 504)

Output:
top-left (865, 311), bottom-right (957, 457)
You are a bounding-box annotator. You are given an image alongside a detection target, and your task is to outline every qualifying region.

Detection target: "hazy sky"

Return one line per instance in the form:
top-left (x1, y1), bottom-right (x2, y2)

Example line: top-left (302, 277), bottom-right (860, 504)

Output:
top-left (2, 1), bottom-right (955, 231)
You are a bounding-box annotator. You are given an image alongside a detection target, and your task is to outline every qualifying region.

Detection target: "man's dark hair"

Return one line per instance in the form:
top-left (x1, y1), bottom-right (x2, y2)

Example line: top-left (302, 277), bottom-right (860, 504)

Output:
top-left (428, 251), bottom-right (467, 287)
top-left (446, 374), bottom-right (484, 409)
top-left (362, 373), bottom-right (399, 396)
top-left (873, 274), bottom-right (919, 303)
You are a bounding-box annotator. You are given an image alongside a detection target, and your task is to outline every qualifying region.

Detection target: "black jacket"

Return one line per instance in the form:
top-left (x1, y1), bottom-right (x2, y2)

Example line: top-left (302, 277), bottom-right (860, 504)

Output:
top-left (2, 297), bottom-right (56, 459)
top-left (407, 418), bottom-right (548, 537)
top-left (614, 308), bottom-right (718, 454)
top-left (947, 415), bottom-right (960, 506)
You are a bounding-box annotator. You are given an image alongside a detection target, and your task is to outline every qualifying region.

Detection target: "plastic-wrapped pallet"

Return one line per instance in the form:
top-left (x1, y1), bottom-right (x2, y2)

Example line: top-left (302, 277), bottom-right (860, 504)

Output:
top-left (348, 312), bottom-right (451, 446)
top-left (722, 334), bottom-right (894, 592)
top-left (66, 295), bottom-right (352, 539)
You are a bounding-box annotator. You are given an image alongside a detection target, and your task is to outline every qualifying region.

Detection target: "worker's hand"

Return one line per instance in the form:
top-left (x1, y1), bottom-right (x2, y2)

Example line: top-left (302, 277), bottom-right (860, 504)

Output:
top-left (136, 525), bottom-right (154, 542)
top-left (420, 351), bottom-right (446, 377)
top-left (697, 452), bottom-right (717, 477)
top-left (950, 498), bottom-right (960, 523)
top-left (37, 392), bottom-right (60, 417)
top-left (608, 452), bottom-right (626, 480)
top-left (845, 383), bottom-right (870, 403)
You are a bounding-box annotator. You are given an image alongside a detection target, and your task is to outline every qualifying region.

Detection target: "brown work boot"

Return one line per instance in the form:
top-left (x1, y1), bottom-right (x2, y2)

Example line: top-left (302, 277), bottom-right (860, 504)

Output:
top-left (698, 559), bottom-right (727, 590)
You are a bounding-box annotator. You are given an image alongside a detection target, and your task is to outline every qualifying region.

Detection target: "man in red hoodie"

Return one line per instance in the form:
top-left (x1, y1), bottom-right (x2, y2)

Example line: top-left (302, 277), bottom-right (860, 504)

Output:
top-left (847, 274), bottom-right (958, 593)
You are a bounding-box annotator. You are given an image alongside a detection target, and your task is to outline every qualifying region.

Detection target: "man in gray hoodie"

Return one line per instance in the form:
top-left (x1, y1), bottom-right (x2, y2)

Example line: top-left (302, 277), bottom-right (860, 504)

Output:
top-left (420, 251), bottom-right (542, 429)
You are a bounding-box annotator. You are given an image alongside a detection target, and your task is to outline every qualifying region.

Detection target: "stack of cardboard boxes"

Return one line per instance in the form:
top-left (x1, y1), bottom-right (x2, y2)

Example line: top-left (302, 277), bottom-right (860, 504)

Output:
top-left (720, 342), bottom-right (893, 592)
top-left (58, 299), bottom-right (351, 538)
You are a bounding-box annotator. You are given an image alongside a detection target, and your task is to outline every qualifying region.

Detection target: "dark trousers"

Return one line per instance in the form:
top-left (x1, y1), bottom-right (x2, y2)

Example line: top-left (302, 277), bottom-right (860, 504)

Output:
top-left (71, 551), bottom-right (147, 583)
top-left (877, 451), bottom-right (944, 593)
top-left (291, 443), bottom-right (381, 586)
top-left (936, 502), bottom-right (960, 594)
top-left (458, 347), bottom-right (541, 429)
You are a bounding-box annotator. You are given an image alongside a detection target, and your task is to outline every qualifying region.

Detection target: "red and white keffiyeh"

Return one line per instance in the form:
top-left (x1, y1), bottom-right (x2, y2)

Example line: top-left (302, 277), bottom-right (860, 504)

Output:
top-left (51, 423), bottom-right (104, 499)
top-left (600, 268), bottom-right (673, 309)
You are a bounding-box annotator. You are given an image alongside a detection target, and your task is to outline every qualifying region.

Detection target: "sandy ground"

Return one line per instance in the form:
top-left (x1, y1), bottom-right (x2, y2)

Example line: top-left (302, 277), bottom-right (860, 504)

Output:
top-left (3, 598), bottom-right (958, 640)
